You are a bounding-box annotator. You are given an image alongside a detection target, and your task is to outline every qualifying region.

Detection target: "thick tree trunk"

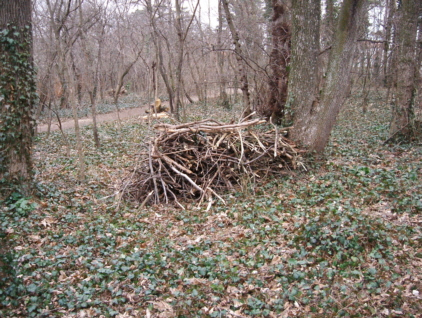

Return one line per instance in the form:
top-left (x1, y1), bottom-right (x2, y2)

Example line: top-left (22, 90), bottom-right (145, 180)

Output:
top-left (0, 0), bottom-right (35, 195)
top-left (265, 0), bottom-right (291, 124)
top-left (288, 0), bottom-right (321, 144)
top-left (311, 0), bottom-right (366, 152)
top-left (290, 0), bottom-right (366, 153)
top-left (388, 0), bottom-right (421, 140)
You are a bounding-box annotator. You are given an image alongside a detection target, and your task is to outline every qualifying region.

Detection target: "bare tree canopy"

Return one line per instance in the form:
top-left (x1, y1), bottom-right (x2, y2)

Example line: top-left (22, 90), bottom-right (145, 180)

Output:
top-left (24, 0), bottom-right (422, 157)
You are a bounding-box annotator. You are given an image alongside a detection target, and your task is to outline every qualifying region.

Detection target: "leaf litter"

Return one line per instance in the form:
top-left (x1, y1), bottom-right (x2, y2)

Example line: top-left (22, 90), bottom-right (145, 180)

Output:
top-left (0, 97), bottom-right (421, 317)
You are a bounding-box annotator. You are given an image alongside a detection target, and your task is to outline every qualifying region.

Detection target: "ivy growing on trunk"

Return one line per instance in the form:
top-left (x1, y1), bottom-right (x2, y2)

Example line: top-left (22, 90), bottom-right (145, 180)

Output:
top-left (0, 25), bottom-right (37, 196)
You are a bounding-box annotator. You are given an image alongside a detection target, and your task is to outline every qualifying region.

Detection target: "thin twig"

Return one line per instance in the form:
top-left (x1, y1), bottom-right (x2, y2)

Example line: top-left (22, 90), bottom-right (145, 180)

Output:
top-left (120, 118), bottom-right (304, 207)
top-left (149, 142), bottom-right (159, 204)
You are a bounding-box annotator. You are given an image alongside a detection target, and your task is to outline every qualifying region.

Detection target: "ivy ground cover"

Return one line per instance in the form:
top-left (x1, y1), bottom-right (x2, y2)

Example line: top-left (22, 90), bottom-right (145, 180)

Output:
top-left (1, 97), bottom-right (421, 317)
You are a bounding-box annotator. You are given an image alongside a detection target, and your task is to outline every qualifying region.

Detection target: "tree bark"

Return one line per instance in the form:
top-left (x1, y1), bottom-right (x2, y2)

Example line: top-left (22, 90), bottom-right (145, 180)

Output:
top-left (174, 0), bottom-right (184, 120)
top-left (265, 0), bottom-right (291, 124)
top-left (217, 0), bottom-right (229, 109)
top-left (382, 0), bottom-right (395, 87)
top-left (77, 0), bottom-right (105, 148)
top-left (388, 0), bottom-right (421, 140)
top-left (288, 0), bottom-right (321, 144)
top-left (144, 0), bottom-right (175, 115)
top-left (174, 0), bottom-right (199, 119)
top-left (0, 0), bottom-right (35, 195)
top-left (222, 0), bottom-right (252, 118)
top-left (324, 0), bottom-right (335, 46)
top-left (289, 0), bottom-right (366, 153)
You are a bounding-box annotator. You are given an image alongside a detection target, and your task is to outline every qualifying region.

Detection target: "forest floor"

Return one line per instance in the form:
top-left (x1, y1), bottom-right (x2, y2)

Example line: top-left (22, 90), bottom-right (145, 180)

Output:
top-left (1, 93), bottom-right (421, 318)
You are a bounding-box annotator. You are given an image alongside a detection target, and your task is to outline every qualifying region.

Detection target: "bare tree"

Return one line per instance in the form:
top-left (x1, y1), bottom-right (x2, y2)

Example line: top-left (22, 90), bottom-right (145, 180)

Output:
top-left (78, 0), bottom-right (108, 147)
top-left (174, 0), bottom-right (199, 119)
top-left (45, 0), bottom-right (87, 180)
top-left (222, 0), bottom-right (252, 118)
top-left (144, 0), bottom-right (175, 113)
top-left (216, 0), bottom-right (229, 108)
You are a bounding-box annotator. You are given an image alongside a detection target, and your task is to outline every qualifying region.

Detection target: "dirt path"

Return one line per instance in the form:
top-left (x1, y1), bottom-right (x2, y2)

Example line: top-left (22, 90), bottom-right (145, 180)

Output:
top-left (37, 103), bottom-right (154, 133)
top-left (37, 91), bottom-right (221, 133)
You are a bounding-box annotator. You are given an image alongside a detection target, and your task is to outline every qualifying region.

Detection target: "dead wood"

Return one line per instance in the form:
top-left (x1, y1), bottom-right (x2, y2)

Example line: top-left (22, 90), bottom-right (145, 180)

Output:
top-left (120, 118), bottom-right (304, 207)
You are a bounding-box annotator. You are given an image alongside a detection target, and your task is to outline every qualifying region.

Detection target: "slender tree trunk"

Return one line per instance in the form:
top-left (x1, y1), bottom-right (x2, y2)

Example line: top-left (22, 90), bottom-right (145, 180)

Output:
top-left (383, 0), bottom-right (395, 87)
top-left (361, 48), bottom-right (372, 114)
top-left (88, 92), bottom-right (100, 148)
top-left (217, 0), bottom-right (229, 108)
top-left (78, 1), bottom-right (103, 148)
top-left (70, 88), bottom-right (86, 182)
top-left (183, 79), bottom-right (194, 104)
top-left (0, 0), bottom-right (35, 195)
top-left (90, 32), bottom-right (103, 148)
top-left (46, 0), bottom-right (85, 179)
top-left (152, 61), bottom-right (158, 100)
top-left (416, 11), bottom-right (422, 125)
top-left (222, 0), bottom-right (252, 118)
top-left (68, 48), bottom-right (86, 181)
top-left (145, 0), bottom-right (175, 114)
top-left (111, 50), bottom-right (142, 128)
top-left (187, 52), bottom-right (203, 101)
top-left (174, 0), bottom-right (199, 119)
top-left (174, 0), bottom-right (184, 120)
top-left (46, 0), bottom-right (73, 110)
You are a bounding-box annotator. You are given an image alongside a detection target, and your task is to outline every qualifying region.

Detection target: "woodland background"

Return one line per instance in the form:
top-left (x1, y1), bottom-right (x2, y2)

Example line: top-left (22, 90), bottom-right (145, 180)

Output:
top-left (0, 0), bottom-right (421, 317)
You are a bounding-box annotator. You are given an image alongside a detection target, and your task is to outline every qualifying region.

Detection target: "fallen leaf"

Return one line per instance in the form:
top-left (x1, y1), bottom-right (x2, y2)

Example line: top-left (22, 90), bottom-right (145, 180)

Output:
top-left (28, 235), bottom-right (41, 242)
top-left (5, 228), bottom-right (14, 234)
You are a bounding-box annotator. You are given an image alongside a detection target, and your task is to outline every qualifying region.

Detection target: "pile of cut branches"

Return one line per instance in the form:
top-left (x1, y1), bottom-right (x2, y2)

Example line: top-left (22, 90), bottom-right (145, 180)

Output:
top-left (120, 118), bottom-right (304, 208)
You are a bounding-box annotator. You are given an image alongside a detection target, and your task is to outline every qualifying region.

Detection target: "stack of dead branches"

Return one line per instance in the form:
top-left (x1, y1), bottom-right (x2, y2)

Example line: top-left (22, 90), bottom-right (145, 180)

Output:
top-left (120, 118), bottom-right (304, 208)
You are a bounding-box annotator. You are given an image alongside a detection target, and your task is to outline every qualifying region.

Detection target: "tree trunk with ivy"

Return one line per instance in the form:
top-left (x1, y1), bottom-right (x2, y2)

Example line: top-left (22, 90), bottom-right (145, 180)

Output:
top-left (388, 0), bottom-right (421, 141)
top-left (264, 0), bottom-right (291, 124)
top-left (0, 0), bottom-right (36, 196)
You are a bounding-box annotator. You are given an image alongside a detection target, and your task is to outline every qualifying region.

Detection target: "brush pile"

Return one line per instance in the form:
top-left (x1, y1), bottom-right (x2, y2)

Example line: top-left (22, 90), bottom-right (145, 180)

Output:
top-left (121, 118), bottom-right (304, 207)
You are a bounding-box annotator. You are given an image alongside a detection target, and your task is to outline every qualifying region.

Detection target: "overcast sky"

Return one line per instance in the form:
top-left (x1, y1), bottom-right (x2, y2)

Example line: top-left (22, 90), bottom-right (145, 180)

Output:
top-left (193, 0), bottom-right (219, 27)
